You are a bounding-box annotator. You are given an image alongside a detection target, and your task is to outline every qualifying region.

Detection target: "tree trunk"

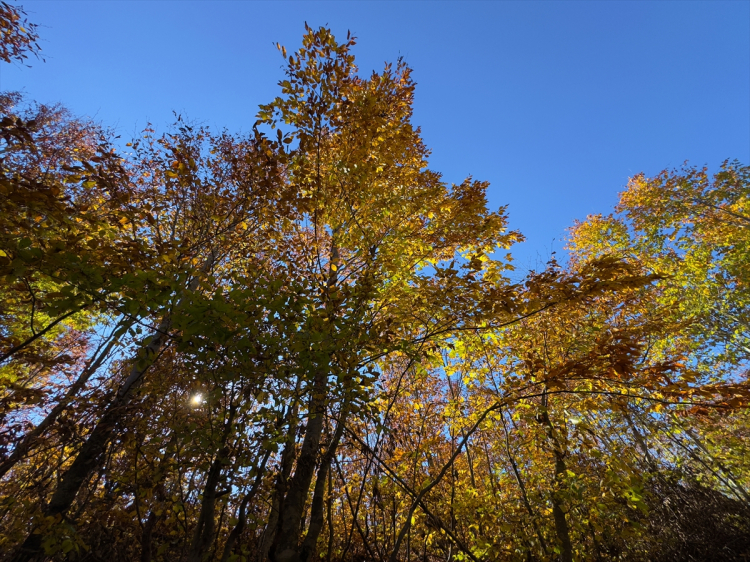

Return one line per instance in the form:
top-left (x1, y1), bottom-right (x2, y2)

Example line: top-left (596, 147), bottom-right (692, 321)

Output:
top-left (12, 320), bottom-right (171, 562)
top-left (187, 446), bottom-right (229, 562)
top-left (500, 411), bottom-right (547, 555)
top-left (300, 402), bottom-right (350, 562)
top-left (271, 244), bottom-right (343, 562)
top-left (140, 435), bottom-right (176, 562)
top-left (271, 371), bottom-right (328, 562)
top-left (0, 322), bottom-right (124, 480)
top-left (140, 510), bottom-right (159, 562)
top-left (261, 403), bottom-right (300, 561)
top-left (220, 448), bottom-right (272, 562)
top-left (539, 401), bottom-right (573, 562)
top-left (13, 254), bottom-right (215, 562)
top-left (187, 399), bottom-right (239, 562)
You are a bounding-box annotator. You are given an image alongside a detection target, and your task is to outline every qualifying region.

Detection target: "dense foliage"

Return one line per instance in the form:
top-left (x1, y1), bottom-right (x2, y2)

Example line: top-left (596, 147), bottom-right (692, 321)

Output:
top-left (1, 10), bottom-right (748, 562)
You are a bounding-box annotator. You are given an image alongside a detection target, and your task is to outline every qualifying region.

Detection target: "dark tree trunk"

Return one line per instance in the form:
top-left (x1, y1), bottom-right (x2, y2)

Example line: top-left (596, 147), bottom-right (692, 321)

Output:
top-left (300, 403), bottom-right (350, 562)
top-left (220, 448), bottom-right (272, 562)
top-left (140, 436), bottom-right (176, 562)
top-left (0, 325), bottom-right (122, 480)
top-left (140, 510), bottom-right (159, 562)
top-left (188, 399), bottom-right (240, 562)
top-left (13, 254), bottom-right (215, 562)
top-left (539, 401), bottom-right (573, 562)
top-left (13, 322), bottom-right (170, 562)
top-left (261, 403), bottom-right (301, 561)
top-left (271, 371), bottom-right (328, 562)
top-left (187, 446), bottom-right (229, 562)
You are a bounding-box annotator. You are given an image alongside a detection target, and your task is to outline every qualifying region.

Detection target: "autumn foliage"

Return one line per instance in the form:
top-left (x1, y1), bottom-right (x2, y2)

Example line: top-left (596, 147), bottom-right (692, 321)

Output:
top-left (1, 11), bottom-right (748, 562)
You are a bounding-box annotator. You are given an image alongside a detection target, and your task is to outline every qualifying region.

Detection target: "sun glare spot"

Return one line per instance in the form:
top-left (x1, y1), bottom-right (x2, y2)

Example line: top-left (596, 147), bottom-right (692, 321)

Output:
top-left (190, 393), bottom-right (203, 406)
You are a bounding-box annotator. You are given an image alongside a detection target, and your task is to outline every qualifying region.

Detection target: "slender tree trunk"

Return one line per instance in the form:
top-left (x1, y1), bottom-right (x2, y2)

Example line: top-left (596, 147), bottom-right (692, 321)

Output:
top-left (334, 456), bottom-right (380, 562)
top-left (220, 448), bottom-right (272, 562)
top-left (300, 402), bottom-right (350, 561)
top-left (271, 242), bottom-right (361, 562)
top-left (550, 457), bottom-right (573, 562)
top-left (325, 468), bottom-right (334, 562)
top-left (500, 411), bottom-right (547, 555)
top-left (539, 401), bottom-right (573, 562)
top-left (0, 323), bottom-right (123, 480)
top-left (13, 254), bottom-right (215, 562)
top-left (140, 435), bottom-right (177, 562)
top-left (187, 400), bottom-right (239, 562)
top-left (13, 319), bottom-right (172, 562)
top-left (262, 492), bottom-right (283, 561)
top-left (261, 403), bottom-right (300, 561)
top-left (272, 371), bottom-right (328, 562)
top-left (623, 411), bottom-right (658, 472)
top-left (387, 402), bottom-right (503, 562)
top-left (187, 446), bottom-right (230, 562)
top-left (140, 505), bottom-right (164, 562)
top-left (678, 419), bottom-right (750, 503)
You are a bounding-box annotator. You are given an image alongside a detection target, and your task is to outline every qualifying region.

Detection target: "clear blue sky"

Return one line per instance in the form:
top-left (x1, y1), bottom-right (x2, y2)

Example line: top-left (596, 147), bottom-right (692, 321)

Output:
top-left (2, 1), bottom-right (749, 271)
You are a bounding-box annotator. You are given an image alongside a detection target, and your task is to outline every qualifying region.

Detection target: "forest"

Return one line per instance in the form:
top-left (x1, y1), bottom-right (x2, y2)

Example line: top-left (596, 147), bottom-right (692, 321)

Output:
top-left (1, 3), bottom-right (749, 561)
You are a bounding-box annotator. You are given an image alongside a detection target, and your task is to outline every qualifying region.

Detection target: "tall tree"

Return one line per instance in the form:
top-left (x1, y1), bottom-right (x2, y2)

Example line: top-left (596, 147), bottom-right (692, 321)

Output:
top-left (2, 10), bottom-right (749, 562)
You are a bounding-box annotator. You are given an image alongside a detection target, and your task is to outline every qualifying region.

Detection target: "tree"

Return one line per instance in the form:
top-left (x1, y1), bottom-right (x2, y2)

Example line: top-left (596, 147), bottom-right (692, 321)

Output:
top-left (2, 9), bottom-right (749, 562)
top-left (568, 161), bottom-right (750, 366)
top-left (0, 1), bottom-right (39, 65)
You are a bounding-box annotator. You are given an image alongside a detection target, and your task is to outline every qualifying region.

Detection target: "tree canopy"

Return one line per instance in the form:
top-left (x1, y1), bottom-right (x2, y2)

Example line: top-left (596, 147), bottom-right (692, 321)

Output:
top-left (1, 11), bottom-right (748, 562)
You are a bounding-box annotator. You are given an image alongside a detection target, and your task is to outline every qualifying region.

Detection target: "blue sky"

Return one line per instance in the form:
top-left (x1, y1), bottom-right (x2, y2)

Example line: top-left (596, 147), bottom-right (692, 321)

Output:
top-left (2, 0), bottom-right (748, 271)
